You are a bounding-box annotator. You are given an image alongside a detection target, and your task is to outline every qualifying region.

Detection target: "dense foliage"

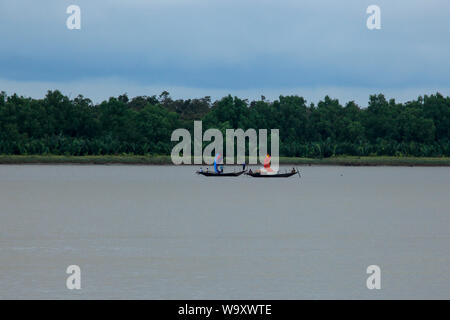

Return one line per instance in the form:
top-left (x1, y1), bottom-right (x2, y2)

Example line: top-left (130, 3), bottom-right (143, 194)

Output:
top-left (0, 90), bottom-right (449, 157)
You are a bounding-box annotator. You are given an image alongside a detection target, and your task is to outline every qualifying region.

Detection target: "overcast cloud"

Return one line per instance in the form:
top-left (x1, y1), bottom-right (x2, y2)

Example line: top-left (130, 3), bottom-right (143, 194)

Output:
top-left (0, 0), bottom-right (449, 105)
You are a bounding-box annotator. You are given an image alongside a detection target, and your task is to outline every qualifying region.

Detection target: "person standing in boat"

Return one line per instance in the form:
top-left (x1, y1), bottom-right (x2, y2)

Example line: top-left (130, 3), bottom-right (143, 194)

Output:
top-left (214, 153), bottom-right (222, 174)
top-left (257, 154), bottom-right (276, 175)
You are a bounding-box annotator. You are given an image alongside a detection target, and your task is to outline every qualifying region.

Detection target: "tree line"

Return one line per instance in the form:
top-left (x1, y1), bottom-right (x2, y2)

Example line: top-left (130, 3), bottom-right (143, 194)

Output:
top-left (0, 90), bottom-right (449, 158)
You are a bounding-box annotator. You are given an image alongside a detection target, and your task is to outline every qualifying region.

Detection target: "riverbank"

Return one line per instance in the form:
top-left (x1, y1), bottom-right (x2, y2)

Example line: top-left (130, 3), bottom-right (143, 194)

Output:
top-left (1, 155), bottom-right (450, 166)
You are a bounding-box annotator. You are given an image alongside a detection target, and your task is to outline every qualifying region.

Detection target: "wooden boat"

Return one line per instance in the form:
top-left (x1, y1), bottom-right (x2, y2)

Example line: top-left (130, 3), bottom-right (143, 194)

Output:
top-left (245, 170), bottom-right (300, 178)
top-left (196, 170), bottom-right (246, 177)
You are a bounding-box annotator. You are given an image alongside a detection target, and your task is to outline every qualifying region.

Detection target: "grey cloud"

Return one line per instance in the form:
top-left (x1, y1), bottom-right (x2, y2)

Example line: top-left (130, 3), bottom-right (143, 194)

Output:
top-left (0, 0), bottom-right (449, 95)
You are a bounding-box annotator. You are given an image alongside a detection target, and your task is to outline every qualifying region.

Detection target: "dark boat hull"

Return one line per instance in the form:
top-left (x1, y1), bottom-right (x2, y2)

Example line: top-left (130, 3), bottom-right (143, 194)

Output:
top-left (196, 170), bottom-right (246, 177)
top-left (246, 171), bottom-right (298, 178)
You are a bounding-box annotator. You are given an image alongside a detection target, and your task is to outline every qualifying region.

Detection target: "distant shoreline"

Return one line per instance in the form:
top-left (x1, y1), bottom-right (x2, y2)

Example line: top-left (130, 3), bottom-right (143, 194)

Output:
top-left (1, 155), bottom-right (449, 166)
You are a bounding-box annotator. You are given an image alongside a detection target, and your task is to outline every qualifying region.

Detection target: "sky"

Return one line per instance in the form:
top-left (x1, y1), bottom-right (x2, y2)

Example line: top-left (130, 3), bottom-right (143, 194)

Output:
top-left (0, 0), bottom-right (449, 106)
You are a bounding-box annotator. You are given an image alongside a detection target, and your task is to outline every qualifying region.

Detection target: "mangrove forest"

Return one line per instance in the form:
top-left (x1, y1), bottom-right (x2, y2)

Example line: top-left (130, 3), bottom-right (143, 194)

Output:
top-left (0, 90), bottom-right (449, 158)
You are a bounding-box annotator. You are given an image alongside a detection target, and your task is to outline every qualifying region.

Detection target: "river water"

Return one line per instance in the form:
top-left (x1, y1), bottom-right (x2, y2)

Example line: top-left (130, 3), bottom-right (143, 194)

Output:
top-left (0, 165), bottom-right (449, 299)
